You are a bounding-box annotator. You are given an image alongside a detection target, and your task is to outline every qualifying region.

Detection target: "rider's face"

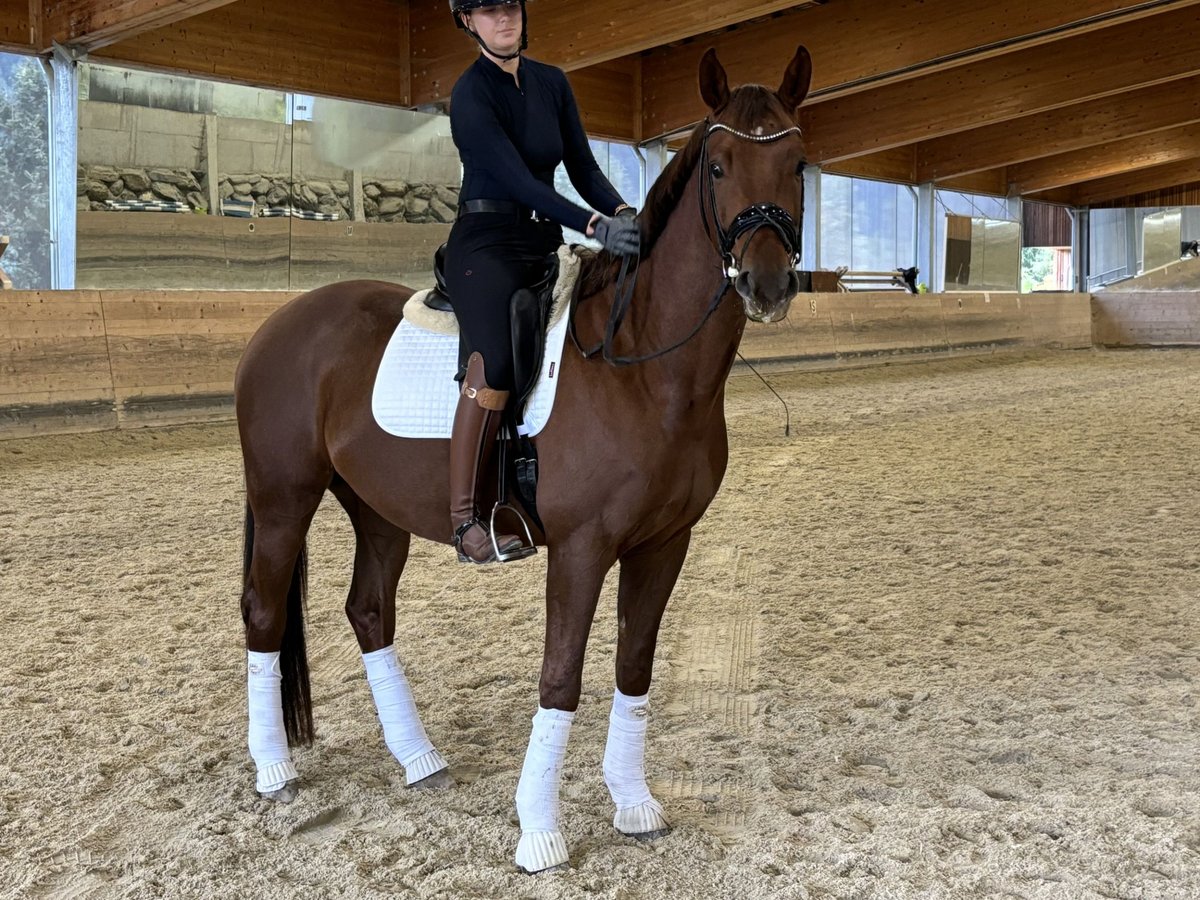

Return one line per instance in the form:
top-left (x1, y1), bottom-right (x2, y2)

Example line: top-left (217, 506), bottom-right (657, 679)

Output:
top-left (464, 2), bottom-right (523, 54)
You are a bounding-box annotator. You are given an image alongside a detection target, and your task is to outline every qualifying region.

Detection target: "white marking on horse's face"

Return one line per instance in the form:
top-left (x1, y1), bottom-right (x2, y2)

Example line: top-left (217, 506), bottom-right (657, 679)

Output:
top-left (754, 125), bottom-right (764, 136)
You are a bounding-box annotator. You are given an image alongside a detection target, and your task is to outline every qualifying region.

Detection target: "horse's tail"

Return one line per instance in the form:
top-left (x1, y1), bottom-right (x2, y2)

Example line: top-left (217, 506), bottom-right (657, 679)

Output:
top-left (242, 502), bottom-right (315, 747)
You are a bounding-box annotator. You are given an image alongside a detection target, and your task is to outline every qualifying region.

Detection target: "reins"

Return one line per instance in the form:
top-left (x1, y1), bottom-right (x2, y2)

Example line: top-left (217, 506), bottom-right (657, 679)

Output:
top-left (569, 119), bottom-right (804, 367)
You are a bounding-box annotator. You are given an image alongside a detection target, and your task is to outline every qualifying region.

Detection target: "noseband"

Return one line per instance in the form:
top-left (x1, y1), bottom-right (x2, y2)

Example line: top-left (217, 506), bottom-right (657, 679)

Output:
top-left (570, 119), bottom-right (804, 367)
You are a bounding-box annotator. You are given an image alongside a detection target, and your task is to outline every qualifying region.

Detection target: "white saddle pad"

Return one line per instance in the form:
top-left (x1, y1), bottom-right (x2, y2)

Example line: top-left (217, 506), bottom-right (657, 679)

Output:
top-left (371, 244), bottom-right (582, 439)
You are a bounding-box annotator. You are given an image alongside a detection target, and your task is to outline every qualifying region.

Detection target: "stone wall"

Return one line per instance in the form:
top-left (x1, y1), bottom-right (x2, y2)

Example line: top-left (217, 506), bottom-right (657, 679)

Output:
top-left (78, 165), bottom-right (460, 223)
top-left (78, 100), bottom-right (462, 223)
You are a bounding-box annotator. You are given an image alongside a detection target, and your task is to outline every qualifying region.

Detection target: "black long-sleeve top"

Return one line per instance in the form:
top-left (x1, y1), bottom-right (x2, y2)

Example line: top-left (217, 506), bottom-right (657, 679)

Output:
top-left (450, 55), bottom-right (625, 235)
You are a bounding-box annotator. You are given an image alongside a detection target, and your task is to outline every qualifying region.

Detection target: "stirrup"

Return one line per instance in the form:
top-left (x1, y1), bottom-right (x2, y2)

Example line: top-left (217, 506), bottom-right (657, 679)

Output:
top-left (490, 502), bottom-right (537, 563)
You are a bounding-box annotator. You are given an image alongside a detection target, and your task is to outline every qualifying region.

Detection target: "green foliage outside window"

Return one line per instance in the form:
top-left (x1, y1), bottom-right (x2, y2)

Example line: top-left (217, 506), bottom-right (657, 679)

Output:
top-left (0, 54), bottom-right (52, 289)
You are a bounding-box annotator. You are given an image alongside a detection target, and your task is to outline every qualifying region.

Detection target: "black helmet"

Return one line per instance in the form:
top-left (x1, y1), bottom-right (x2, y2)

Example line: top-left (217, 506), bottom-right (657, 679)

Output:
top-left (449, 0), bottom-right (525, 30)
top-left (449, 1), bottom-right (529, 60)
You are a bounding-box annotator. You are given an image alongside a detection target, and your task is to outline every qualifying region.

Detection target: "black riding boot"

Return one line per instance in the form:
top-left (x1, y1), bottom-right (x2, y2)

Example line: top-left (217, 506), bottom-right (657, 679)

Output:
top-left (450, 353), bottom-right (525, 564)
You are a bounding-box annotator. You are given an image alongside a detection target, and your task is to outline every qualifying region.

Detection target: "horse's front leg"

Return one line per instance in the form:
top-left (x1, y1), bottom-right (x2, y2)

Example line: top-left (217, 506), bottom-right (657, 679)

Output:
top-left (514, 540), bottom-right (613, 874)
top-left (605, 528), bottom-right (692, 839)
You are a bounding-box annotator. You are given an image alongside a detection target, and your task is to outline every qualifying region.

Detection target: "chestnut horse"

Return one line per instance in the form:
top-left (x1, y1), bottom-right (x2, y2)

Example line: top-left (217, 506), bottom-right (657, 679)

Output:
top-left (235, 46), bottom-right (811, 872)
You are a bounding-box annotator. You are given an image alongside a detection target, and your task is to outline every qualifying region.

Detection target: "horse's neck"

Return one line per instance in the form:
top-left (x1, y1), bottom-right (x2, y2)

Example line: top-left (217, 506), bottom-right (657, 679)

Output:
top-left (586, 185), bottom-right (746, 411)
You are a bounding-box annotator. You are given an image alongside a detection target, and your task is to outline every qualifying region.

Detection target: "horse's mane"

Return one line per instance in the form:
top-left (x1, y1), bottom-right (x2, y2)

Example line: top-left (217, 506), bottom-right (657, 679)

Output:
top-left (577, 85), bottom-right (788, 298)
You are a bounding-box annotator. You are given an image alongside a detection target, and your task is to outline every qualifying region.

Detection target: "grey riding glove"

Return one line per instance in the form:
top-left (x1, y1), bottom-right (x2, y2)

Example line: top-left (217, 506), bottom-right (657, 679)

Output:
top-left (593, 215), bottom-right (641, 257)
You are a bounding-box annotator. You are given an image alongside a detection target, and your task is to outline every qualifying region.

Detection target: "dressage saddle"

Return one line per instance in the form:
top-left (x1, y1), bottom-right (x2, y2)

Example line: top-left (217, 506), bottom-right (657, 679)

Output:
top-left (425, 241), bottom-right (561, 422)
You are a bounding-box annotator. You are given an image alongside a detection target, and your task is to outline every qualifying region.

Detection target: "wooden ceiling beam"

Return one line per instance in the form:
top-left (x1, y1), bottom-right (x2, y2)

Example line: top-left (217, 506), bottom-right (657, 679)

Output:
top-left (640, 0), bottom-right (1200, 141)
top-left (1005, 121), bottom-right (1200, 195)
top-left (800, 8), bottom-right (1200, 164)
top-left (92, 0), bottom-right (409, 106)
top-left (1, 0), bottom-right (36, 50)
top-left (916, 74), bottom-right (1200, 181)
top-left (1038, 158), bottom-right (1200, 205)
top-left (408, 0), bottom-right (816, 108)
top-left (38, 0), bottom-right (241, 51)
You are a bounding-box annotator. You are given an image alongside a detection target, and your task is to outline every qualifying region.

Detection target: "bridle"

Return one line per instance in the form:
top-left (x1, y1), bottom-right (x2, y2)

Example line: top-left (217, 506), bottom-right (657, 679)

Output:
top-left (571, 118), bottom-right (805, 367)
top-left (701, 122), bottom-right (804, 280)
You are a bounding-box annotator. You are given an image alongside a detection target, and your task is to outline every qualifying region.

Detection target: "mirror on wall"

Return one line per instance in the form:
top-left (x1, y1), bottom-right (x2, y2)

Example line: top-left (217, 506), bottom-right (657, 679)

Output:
top-left (944, 214), bottom-right (1020, 291)
top-left (74, 64), bottom-right (458, 292)
top-left (1141, 208), bottom-right (1182, 274)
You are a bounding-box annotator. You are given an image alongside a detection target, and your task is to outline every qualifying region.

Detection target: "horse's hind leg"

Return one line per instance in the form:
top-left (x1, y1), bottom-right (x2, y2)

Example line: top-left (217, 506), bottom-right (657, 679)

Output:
top-left (329, 477), bottom-right (451, 789)
top-left (604, 529), bottom-right (692, 839)
top-left (242, 483), bottom-right (326, 802)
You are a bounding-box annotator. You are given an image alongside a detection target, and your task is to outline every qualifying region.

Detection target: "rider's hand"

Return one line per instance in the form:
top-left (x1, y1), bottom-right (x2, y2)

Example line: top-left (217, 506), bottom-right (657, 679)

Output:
top-left (614, 205), bottom-right (637, 220)
top-left (592, 215), bottom-right (640, 257)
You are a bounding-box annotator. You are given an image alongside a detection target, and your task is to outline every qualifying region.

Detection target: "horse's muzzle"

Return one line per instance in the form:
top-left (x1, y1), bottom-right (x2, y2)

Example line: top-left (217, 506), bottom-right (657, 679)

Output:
top-left (736, 268), bottom-right (799, 323)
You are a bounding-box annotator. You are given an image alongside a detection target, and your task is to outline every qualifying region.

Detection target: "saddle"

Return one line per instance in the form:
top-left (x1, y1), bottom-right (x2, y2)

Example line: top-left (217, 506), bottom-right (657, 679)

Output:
top-left (426, 242), bottom-right (561, 423)
top-left (425, 242), bottom-right (563, 531)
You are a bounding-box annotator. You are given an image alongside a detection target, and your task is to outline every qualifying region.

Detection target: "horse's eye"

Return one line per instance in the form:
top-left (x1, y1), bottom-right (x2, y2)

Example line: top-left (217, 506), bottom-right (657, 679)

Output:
top-left (796, 160), bottom-right (807, 176)
top-left (710, 162), bottom-right (725, 179)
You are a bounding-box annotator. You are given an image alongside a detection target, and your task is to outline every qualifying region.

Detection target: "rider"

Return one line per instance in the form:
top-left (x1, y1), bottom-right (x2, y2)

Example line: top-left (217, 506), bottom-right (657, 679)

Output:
top-left (446, 0), bottom-right (640, 564)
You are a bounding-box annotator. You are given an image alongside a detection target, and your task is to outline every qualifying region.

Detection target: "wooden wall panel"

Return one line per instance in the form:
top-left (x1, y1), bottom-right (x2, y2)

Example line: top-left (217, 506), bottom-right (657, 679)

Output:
top-left (1091, 179), bottom-right (1200, 209)
top-left (823, 146), bottom-right (914, 184)
top-left (1006, 121), bottom-right (1200, 195)
top-left (566, 57), bottom-right (638, 143)
top-left (800, 11), bottom-right (1200, 164)
top-left (408, 0), bottom-right (811, 108)
top-left (0, 0), bottom-right (35, 49)
top-left (40, 0), bottom-right (240, 50)
top-left (936, 170), bottom-right (1009, 197)
top-left (640, 0), bottom-right (1200, 141)
top-left (917, 75), bottom-right (1200, 181)
top-left (1059, 159), bottom-right (1200, 206)
top-left (93, 0), bottom-right (408, 106)
top-left (1024, 203), bottom-right (1072, 249)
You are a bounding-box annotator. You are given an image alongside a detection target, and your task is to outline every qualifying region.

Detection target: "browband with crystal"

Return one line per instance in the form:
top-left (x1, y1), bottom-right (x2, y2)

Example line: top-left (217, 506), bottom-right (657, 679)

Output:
top-left (706, 123), bottom-right (803, 143)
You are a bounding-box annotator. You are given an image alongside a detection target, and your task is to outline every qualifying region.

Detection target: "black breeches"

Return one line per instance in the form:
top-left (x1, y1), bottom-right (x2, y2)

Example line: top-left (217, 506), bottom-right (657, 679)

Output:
top-left (445, 213), bottom-right (563, 391)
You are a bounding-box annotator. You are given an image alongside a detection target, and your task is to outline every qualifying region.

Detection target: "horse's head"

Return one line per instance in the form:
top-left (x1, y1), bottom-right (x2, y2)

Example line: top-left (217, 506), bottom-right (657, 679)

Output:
top-left (698, 46), bottom-right (812, 323)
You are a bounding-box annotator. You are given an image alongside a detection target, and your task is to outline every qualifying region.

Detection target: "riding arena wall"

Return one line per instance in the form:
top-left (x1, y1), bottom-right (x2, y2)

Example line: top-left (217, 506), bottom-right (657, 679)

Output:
top-left (4, 285), bottom-right (1164, 439)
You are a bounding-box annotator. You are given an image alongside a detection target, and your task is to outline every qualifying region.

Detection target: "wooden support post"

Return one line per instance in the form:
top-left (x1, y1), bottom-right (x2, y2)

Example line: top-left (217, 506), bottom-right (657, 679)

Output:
top-left (0, 235), bottom-right (12, 290)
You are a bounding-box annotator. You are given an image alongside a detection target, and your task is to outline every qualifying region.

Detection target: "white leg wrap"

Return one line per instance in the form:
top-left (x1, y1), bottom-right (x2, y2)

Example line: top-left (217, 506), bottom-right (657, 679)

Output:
top-left (514, 706), bottom-right (574, 872)
top-left (363, 646), bottom-right (447, 785)
top-left (247, 651), bottom-right (298, 793)
top-left (604, 689), bottom-right (668, 835)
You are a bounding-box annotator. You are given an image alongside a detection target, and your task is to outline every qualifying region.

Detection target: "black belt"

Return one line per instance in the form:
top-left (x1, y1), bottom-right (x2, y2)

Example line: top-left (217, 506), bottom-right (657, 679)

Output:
top-left (458, 199), bottom-right (544, 221)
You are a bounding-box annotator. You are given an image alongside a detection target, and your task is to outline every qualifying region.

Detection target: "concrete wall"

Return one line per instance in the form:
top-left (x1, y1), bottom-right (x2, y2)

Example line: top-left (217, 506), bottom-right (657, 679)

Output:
top-left (1, 288), bottom-right (1098, 439)
top-left (739, 292), bottom-right (1093, 367)
top-left (76, 214), bottom-right (451, 291)
top-left (1091, 292), bottom-right (1200, 346)
top-left (79, 100), bottom-right (460, 184)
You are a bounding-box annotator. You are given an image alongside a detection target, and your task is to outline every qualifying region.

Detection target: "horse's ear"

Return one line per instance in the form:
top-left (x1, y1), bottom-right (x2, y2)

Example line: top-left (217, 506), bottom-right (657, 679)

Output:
top-left (699, 48), bottom-right (731, 112)
top-left (778, 45), bottom-right (813, 112)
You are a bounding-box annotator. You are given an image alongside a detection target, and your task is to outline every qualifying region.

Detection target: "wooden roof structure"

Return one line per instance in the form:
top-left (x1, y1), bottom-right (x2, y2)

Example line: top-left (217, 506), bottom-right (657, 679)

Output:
top-left (5, 0), bottom-right (1200, 207)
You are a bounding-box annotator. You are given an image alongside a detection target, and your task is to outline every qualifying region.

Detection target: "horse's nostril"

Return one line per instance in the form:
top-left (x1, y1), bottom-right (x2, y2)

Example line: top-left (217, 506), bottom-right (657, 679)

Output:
top-left (787, 270), bottom-right (801, 297)
top-left (735, 271), bottom-right (752, 296)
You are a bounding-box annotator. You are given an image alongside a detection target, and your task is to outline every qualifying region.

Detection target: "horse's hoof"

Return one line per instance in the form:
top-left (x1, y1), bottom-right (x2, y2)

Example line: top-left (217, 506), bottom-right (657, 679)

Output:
top-left (259, 782), bottom-right (299, 803)
top-left (614, 800), bottom-right (669, 839)
top-left (404, 749), bottom-right (451, 789)
top-left (407, 768), bottom-right (455, 791)
top-left (515, 831), bottom-right (570, 873)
